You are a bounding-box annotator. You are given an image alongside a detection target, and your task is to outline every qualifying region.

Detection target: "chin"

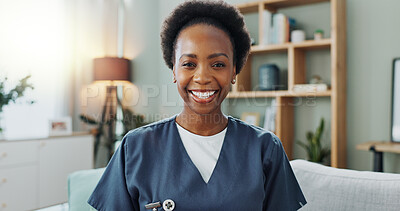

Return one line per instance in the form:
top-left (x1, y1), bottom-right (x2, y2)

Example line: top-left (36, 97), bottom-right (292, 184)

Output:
top-left (187, 104), bottom-right (221, 116)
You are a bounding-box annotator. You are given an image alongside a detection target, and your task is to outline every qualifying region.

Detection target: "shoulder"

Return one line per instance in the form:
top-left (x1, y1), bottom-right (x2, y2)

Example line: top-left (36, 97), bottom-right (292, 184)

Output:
top-left (229, 116), bottom-right (280, 144)
top-left (126, 115), bottom-right (175, 137)
top-left (120, 115), bottom-right (176, 149)
top-left (228, 116), bottom-right (283, 158)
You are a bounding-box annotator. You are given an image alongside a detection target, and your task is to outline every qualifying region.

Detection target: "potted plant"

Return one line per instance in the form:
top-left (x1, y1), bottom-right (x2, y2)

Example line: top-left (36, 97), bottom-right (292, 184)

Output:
top-left (80, 108), bottom-right (149, 167)
top-left (297, 118), bottom-right (330, 164)
top-left (0, 75), bottom-right (34, 137)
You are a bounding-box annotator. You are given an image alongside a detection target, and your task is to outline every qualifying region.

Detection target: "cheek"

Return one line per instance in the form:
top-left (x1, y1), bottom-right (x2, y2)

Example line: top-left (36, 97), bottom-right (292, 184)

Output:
top-left (176, 71), bottom-right (191, 88)
top-left (217, 71), bottom-right (234, 87)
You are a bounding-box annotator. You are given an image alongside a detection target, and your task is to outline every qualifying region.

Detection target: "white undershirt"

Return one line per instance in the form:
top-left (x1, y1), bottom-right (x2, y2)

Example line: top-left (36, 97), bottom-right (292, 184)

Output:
top-left (176, 123), bottom-right (227, 183)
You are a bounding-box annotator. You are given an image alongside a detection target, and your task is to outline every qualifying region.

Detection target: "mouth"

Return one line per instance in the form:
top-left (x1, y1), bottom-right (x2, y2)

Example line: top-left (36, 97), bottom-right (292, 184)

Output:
top-left (188, 89), bottom-right (218, 103)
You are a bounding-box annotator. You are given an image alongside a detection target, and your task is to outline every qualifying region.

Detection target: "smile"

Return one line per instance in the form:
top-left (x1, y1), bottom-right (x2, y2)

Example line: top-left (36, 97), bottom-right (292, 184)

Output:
top-left (189, 90), bottom-right (218, 103)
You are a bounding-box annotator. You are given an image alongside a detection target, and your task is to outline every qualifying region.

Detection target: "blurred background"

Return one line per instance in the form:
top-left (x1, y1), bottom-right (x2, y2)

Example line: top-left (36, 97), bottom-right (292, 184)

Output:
top-left (1, 0), bottom-right (400, 209)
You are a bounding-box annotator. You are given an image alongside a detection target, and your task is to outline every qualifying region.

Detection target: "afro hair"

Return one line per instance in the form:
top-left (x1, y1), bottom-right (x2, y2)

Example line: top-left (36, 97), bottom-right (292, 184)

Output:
top-left (160, 0), bottom-right (251, 74)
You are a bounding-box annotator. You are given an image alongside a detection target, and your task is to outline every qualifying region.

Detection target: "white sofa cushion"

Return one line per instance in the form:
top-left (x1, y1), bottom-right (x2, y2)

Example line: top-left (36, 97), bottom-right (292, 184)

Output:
top-left (290, 159), bottom-right (400, 211)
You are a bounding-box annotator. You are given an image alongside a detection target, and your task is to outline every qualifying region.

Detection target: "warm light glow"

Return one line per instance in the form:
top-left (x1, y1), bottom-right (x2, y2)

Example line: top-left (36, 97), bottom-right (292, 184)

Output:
top-left (93, 80), bottom-right (133, 87)
top-left (0, 0), bottom-right (135, 139)
top-left (0, 0), bottom-right (71, 139)
top-left (0, 0), bottom-right (69, 80)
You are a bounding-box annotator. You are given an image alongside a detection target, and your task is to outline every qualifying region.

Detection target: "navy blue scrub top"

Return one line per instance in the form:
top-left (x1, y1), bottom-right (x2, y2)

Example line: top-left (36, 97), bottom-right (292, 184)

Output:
top-left (88, 115), bottom-right (306, 210)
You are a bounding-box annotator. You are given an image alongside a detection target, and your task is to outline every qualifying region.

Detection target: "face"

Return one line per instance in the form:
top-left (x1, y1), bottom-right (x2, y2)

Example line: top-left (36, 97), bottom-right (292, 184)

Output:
top-left (173, 24), bottom-right (236, 116)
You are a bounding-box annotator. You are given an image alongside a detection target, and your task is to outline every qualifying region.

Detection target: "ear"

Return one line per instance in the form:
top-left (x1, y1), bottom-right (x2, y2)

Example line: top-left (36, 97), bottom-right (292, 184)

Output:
top-left (172, 66), bottom-right (177, 83)
top-left (232, 67), bottom-right (237, 84)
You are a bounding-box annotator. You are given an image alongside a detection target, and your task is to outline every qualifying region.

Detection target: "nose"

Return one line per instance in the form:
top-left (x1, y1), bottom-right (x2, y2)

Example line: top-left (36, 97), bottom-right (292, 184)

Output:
top-left (193, 64), bottom-right (212, 84)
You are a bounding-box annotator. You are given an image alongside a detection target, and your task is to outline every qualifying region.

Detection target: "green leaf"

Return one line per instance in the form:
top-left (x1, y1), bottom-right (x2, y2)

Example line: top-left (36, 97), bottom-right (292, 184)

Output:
top-left (297, 140), bottom-right (312, 159)
top-left (79, 114), bottom-right (99, 125)
top-left (0, 74), bottom-right (34, 110)
top-left (315, 118), bottom-right (324, 142)
top-left (296, 141), bottom-right (308, 150)
top-left (298, 118), bottom-right (330, 163)
top-left (306, 131), bottom-right (313, 143)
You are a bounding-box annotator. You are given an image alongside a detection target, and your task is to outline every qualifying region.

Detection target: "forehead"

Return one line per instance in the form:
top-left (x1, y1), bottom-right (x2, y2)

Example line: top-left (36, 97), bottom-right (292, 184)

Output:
top-left (175, 24), bottom-right (233, 58)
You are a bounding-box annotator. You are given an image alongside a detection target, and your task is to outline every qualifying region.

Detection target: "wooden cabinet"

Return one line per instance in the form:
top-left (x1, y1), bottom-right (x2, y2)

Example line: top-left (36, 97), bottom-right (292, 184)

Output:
top-left (0, 165), bottom-right (38, 211)
top-left (38, 136), bottom-right (94, 207)
top-left (0, 134), bottom-right (93, 210)
top-left (230, 0), bottom-right (346, 168)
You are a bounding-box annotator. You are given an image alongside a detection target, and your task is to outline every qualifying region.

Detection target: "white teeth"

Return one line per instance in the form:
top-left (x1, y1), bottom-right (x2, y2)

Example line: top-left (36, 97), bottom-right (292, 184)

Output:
top-left (191, 91), bottom-right (216, 99)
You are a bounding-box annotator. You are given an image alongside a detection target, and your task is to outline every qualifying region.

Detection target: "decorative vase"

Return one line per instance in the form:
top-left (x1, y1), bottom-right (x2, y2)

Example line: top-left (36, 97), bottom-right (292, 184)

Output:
top-left (258, 64), bottom-right (280, 91)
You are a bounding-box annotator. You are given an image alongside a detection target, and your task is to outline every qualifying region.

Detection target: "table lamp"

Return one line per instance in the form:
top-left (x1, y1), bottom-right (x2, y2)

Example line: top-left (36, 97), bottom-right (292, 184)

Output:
top-left (93, 57), bottom-right (131, 167)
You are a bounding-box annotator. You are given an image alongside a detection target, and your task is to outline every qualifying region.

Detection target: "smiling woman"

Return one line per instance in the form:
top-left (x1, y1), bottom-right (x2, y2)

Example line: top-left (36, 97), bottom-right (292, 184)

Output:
top-left (173, 24), bottom-right (235, 131)
top-left (88, 1), bottom-right (307, 210)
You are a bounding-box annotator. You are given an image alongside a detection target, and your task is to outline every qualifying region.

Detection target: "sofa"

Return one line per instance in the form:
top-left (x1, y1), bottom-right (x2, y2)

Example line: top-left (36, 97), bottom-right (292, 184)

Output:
top-left (67, 160), bottom-right (400, 211)
top-left (290, 159), bottom-right (400, 210)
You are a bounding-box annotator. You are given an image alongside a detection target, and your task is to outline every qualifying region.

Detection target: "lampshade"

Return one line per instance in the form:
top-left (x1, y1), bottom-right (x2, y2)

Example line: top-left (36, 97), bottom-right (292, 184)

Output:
top-left (93, 57), bottom-right (131, 81)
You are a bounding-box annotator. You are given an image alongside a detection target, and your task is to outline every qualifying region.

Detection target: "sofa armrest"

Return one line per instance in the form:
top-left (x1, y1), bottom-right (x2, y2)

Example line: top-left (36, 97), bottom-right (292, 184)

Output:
top-left (68, 168), bottom-right (105, 211)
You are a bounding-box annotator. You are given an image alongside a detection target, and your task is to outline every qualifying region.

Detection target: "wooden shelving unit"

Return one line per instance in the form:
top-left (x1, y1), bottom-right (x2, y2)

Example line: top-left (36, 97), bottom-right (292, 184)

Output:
top-left (231, 0), bottom-right (347, 168)
top-left (250, 38), bottom-right (331, 53)
top-left (236, 0), bottom-right (330, 13)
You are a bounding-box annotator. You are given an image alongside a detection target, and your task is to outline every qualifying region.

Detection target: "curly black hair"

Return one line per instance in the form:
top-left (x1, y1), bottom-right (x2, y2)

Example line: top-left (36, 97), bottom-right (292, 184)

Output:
top-left (160, 0), bottom-right (251, 74)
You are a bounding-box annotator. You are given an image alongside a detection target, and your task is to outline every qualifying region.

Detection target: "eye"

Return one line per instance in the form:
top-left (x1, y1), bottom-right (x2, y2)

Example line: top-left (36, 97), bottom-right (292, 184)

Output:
top-left (182, 62), bottom-right (196, 68)
top-left (212, 62), bottom-right (226, 68)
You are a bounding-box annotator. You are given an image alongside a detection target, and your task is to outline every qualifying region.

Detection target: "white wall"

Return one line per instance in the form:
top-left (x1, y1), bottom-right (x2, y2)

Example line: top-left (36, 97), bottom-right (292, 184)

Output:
top-left (347, 0), bottom-right (400, 172)
top-left (126, 0), bottom-right (162, 122)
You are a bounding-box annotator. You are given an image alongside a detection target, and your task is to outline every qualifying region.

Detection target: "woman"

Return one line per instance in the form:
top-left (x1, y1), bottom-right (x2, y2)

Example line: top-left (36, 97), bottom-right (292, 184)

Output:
top-left (88, 1), bottom-right (306, 210)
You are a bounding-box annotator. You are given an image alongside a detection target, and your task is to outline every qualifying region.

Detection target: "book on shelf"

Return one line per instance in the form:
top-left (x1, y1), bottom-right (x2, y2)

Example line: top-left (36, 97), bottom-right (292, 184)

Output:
top-left (263, 12), bottom-right (296, 45)
top-left (261, 9), bottom-right (272, 45)
top-left (263, 99), bottom-right (276, 132)
top-left (273, 13), bottom-right (283, 44)
top-left (286, 17), bottom-right (296, 42)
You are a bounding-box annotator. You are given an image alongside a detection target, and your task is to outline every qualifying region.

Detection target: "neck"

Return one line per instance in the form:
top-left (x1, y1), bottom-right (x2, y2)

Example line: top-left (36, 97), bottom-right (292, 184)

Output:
top-left (176, 108), bottom-right (228, 136)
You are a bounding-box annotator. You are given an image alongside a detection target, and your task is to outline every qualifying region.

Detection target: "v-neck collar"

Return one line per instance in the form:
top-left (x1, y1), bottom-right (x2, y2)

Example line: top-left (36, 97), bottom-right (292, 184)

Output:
top-left (172, 115), bottom-right (240, 191)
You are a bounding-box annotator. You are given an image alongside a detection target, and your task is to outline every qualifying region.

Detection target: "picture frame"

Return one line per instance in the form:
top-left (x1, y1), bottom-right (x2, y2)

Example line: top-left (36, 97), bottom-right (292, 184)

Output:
top-left (391, 58), bottom-right (400, 142)
top-left (49, 117), bottom-right (72, 136)
top-left (241, 112), bottom-right (260, 126)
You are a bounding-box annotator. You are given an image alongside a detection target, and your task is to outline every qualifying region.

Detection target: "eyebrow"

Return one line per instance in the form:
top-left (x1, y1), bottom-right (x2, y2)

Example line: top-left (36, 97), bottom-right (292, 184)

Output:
top-left (179, 53), bottom-right (229, 61)
top-left (207, 53), bottom-right (229, 59)
top-left (179, 54), bottom-right (197, 60)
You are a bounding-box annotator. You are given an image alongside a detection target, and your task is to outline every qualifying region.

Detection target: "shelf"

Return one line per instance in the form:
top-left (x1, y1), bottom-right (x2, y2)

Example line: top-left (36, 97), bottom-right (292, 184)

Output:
top-left (227, 90), bottom-right (331, 98)
top-left (292, 39), bottom-right (331, 49)
top-left (251, 43), bottom-right (289, 53)
top-left (236, 0), bottom-right (330, 13)
top-left (233, 0), bottom-right (346, 168)
top-left (264, 0), bottom-right (330, 10)
top-left (250, 39), bottom-right (331, 54)
top-left (236, 2), bottom-right (259, 13)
